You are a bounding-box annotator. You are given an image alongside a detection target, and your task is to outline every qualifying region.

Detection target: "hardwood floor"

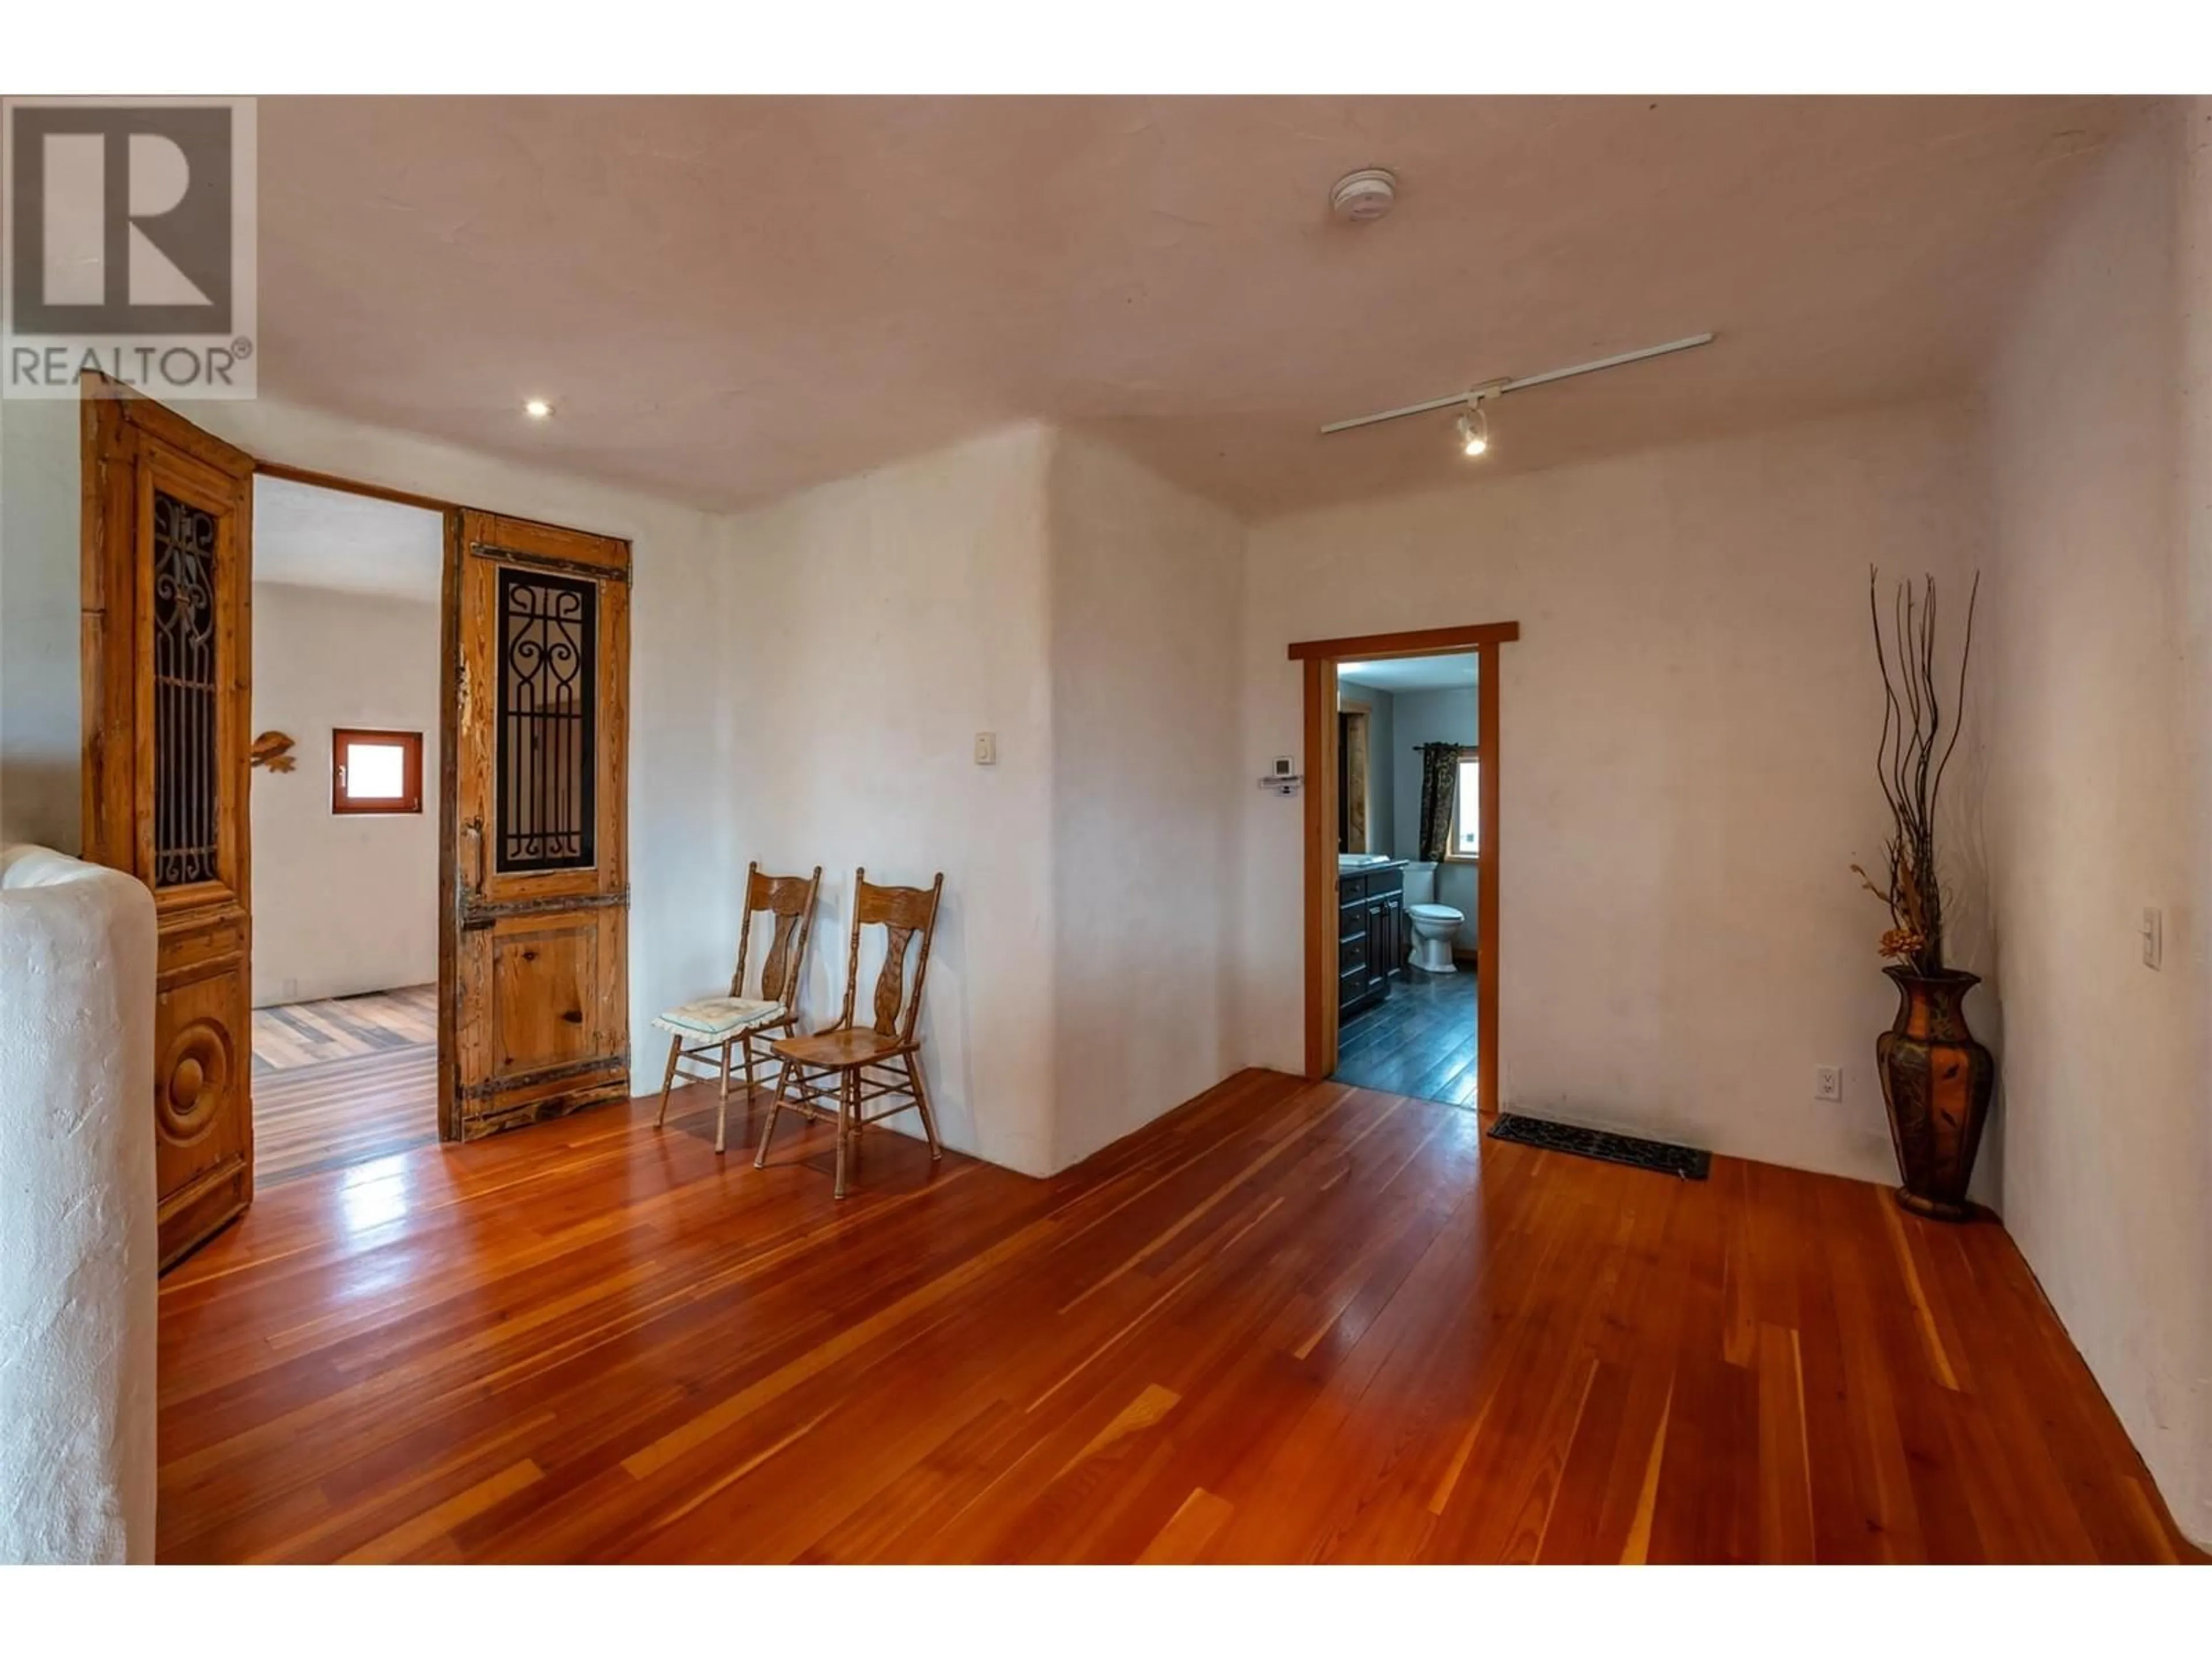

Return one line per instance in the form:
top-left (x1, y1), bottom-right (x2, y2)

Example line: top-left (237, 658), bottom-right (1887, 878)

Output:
top-left (251, 984), bottom-right (438, 1073)
top-left (1332, 969), bottom-right (1477, 1107)
top-left (157, 1069), bottom-right (2200, 1563)
top-left (251, 986), bottom-right (439, 1185)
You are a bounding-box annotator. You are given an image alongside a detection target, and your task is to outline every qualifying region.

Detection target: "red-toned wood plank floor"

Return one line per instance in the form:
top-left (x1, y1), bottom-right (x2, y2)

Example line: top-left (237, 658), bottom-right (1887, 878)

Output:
top-left (156, 1068), bottom-right (2201, 1563)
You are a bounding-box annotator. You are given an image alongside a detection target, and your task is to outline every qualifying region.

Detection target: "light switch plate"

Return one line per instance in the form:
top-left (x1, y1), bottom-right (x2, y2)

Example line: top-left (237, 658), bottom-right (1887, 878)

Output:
top-left (974, 732), bottom-right (997, 766)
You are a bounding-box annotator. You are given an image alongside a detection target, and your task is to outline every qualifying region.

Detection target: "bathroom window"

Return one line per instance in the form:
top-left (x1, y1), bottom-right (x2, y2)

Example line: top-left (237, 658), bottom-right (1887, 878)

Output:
top-left (1448, 751), bottom-right (1480, 861)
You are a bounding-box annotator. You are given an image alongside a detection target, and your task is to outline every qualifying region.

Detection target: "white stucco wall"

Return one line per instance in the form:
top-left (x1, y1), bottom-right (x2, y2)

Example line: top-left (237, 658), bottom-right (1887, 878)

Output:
top-left (1238, 400), bottom-right (1995, 1188)
top-left (715, 426), bottom-right (1247, 1176)
top-left (1046, 431), bottom-right (1244, 1168)
top-left (0, 846), bottom-right (157, 1564)
top-left (1982, 100), bottom-right (2212, 1550)
top-left (713, 404), bottom-right (2004, 1191)
top-left (251, 583), bottom-right (441, 1005)
top-left (718, 425), bottom-right (1061, 1174)
top-left (0, 399), bottom-right (84, 854)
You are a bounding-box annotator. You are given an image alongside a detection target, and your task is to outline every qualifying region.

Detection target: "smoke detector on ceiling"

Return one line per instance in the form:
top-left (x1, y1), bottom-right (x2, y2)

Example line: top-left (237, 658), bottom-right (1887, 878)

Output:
top-left (1329, 168), bottom-right (1398, 224)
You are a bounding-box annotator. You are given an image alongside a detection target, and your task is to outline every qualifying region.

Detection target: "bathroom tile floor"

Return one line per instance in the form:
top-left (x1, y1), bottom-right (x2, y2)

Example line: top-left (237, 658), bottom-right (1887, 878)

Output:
top-left (1331, 967), bottom-right (1479, 1108)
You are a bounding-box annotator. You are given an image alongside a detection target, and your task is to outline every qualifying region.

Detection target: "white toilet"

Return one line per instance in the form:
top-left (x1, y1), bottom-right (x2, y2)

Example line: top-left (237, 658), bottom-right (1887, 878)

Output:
top-left (1403, 862), bottom-right (1465, 974)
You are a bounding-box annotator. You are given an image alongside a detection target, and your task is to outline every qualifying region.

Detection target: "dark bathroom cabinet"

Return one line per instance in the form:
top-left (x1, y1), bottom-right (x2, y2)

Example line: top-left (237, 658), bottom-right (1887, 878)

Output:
top-left (1338, 861), bottom-right (1407, 1021)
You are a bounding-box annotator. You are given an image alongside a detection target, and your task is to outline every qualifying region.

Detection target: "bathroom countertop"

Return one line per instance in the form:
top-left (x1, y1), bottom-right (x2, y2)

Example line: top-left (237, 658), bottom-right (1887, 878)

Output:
top-left (1336, 858), bottom-right (1409, 882)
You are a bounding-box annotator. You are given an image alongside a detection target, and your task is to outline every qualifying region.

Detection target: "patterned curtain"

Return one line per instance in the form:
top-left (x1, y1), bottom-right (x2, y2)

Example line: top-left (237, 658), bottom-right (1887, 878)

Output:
top-left (1416, 743), bottom-right (1460, 862)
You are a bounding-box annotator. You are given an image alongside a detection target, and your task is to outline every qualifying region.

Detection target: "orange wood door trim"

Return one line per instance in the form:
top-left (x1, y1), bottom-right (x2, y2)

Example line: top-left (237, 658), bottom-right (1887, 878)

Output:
top-left (1477, 639), bottom-right (1502, 1116)
top-left (1287, 620), bottom-right (1520, 662)
top-left (1294, 622), bottom-right (1518, 1106)
top-left (1301, 657), bottom-right (1339, 1078)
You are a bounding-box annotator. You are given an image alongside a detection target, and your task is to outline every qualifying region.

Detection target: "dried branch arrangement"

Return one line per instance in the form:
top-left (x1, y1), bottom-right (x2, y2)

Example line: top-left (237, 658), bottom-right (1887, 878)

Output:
top-left (1853, 567), bottom-right (1979, 976)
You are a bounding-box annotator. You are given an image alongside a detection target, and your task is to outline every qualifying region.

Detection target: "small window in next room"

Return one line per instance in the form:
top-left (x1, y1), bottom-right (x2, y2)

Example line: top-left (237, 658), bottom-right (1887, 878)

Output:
top-left (1449, 750), bottom-right (1480, 861)
top-left (332, 728), bottom-right (424, 816)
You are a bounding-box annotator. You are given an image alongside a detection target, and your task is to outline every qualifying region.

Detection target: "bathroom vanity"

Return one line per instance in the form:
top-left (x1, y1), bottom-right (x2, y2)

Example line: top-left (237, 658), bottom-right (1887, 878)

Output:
top-left (1336, 857), bottom-right (1408, 1020)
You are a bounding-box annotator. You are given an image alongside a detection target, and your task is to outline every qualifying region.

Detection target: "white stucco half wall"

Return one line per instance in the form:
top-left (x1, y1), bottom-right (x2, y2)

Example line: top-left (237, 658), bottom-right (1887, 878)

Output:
top-left (0, 846), bottom-right (157, 1563)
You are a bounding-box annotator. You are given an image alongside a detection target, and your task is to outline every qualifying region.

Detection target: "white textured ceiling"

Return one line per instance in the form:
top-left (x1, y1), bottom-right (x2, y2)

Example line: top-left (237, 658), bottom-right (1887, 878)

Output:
top-left (252, 475), bottom-right (444, 600)
top-left (1340, 656), bottom-right (1480, 694)
top-left (251, 94), bottom-right (2145, 519)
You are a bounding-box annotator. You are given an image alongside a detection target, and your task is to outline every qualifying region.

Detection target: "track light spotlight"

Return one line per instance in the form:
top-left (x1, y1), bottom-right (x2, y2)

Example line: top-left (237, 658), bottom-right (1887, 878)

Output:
top-left (1455, 400), bottom-right (1490, 459)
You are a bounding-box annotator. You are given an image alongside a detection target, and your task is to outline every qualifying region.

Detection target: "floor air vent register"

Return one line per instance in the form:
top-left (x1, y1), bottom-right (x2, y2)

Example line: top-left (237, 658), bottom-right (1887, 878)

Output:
top-left (1487, 1113), bottom-right (1711, 1180)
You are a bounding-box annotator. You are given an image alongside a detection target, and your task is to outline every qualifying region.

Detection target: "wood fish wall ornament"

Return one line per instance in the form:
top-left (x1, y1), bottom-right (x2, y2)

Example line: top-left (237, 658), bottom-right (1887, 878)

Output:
top-left (249, 731), bottom-right (297, 773)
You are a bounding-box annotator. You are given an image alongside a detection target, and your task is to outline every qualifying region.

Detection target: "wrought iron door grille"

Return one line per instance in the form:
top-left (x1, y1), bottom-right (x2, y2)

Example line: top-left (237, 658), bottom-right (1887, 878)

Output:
top-left (152, 489), bottom-right (220, 887)
top-left (495, 566), bottom-right (597, 873)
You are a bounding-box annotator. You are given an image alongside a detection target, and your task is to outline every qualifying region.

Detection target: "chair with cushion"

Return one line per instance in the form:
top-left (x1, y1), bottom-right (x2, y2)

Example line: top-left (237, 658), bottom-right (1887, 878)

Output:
top-left (654, 862), bottom-right (821, 1153)
top-left (755, 869), bottom-right (944, 1198)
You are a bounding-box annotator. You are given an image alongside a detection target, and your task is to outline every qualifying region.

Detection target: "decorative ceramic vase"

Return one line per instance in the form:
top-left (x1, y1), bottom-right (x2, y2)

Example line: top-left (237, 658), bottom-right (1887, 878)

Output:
top-left (1875, 967), bottom-right (1995, 1221)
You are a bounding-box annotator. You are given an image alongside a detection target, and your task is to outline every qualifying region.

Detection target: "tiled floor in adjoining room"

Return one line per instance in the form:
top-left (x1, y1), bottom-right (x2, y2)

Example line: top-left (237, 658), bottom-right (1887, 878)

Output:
top-left (249, 984), bottom-right (440, 1184)
top-left (251, 983), bottom-right (438, 1073)
top-left (1330, 969), bottom-right (1477, 1108)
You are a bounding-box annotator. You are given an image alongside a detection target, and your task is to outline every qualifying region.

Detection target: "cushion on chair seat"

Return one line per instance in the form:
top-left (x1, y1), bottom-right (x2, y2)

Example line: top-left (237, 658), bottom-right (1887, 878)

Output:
top-left (653, 996), bottom-right (786, 1040)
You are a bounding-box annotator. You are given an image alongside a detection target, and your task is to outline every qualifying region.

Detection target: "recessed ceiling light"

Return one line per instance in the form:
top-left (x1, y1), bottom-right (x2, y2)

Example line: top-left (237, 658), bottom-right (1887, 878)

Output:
top-left (523, 397), bottom-right (553, 419)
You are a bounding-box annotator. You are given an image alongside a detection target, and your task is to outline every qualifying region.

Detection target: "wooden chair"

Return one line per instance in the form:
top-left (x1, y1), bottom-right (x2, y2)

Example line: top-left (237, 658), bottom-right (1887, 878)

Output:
top-left (755, 869), bottom-right (945, 1198)
top-left (654, 862), bottom-right (822, 1154)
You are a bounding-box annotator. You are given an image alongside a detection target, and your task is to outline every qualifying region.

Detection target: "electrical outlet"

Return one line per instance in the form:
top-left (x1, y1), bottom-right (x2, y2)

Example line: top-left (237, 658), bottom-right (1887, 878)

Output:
top-left (973, 732), bottom-right (997, 766)
top-left (1814, 1065), bottom-right (1842, 1103)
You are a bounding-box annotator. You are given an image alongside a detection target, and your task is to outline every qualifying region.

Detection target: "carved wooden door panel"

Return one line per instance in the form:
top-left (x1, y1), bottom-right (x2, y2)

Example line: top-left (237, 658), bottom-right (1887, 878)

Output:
top-left (81, 381), bottom-right (256, 1268)
top-left (441, 511), bottom-right (631, 1139)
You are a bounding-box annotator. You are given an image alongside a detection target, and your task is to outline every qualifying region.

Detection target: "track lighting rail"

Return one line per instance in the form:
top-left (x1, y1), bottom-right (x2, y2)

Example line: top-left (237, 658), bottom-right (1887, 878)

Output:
top-left (1318, 332), bottom-right (1716, 436)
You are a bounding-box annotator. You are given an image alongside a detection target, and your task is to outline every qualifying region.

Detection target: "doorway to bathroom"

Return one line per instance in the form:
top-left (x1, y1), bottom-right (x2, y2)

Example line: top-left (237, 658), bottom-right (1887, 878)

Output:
top-left (1330, 653), bottom-right (1480, 1106)
top-left (1289, 620), bottom-right (1517, 1113)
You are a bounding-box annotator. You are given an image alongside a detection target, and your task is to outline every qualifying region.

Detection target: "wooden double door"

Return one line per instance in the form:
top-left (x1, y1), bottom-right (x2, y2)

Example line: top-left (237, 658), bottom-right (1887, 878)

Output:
top-left (82, 383), bottom-right (632, 1267)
